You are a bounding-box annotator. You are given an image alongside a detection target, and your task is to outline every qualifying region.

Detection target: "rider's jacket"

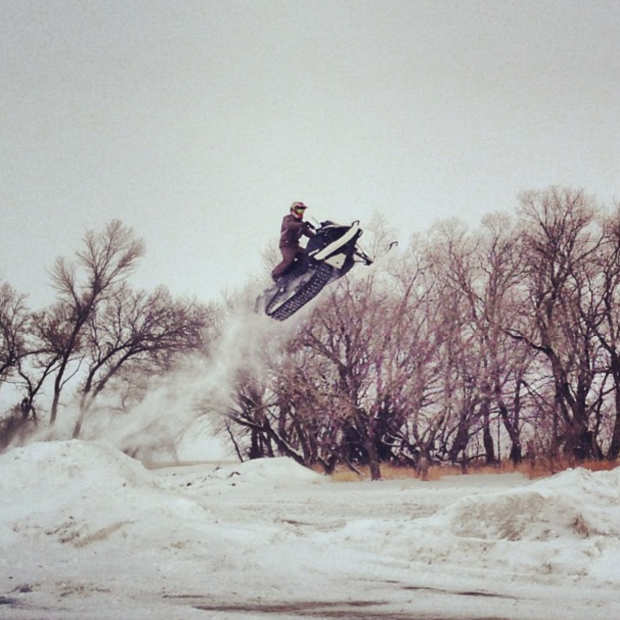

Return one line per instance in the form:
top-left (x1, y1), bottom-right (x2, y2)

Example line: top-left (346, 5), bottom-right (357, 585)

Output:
top-left (279, 214), bottom-right (314, 248)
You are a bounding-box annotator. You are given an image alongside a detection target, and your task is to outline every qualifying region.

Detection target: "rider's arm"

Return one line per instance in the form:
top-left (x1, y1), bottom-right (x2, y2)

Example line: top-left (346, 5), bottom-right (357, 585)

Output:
top-left (302, 221), bottom-right (316, 237)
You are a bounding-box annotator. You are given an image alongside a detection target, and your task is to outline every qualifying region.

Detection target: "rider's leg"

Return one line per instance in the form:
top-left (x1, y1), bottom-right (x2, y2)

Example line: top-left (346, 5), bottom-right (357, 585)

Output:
top-left (271, 246), bottom-right (299, 280)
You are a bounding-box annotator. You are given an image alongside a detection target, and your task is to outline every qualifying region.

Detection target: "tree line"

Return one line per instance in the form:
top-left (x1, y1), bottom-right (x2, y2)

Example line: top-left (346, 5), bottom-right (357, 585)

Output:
top-left (2, 188), bottom-right (620, 480)
top-left (223, 187), bottom-right (620, 478)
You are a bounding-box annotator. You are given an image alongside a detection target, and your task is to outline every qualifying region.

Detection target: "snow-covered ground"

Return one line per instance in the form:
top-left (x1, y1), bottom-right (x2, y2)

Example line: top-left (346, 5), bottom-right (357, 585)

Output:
top-left (1, 441), bottom-right (619, 620)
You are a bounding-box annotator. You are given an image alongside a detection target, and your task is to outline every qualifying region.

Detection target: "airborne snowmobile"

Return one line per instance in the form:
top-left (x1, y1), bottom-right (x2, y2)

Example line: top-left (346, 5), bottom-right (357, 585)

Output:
top-left (256, 220), bottom-right (389, 322)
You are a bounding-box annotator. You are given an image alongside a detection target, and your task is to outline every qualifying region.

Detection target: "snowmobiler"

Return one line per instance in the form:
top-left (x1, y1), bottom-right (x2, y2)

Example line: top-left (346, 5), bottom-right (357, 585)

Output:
top-left (271, 201), bottom-right (316, 281)
top-left (256, 219), bottom-right (375, 322)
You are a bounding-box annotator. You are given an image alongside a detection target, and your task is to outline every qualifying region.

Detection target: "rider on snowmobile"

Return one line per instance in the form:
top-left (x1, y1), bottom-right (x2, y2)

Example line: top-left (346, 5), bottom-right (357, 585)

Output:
top-left (271, 201), bottom-right (315, 280)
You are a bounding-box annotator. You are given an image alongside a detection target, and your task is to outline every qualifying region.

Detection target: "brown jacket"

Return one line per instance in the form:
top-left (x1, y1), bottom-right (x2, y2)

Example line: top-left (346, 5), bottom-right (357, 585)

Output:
top-left (279, 214), bottom-right (314, 248)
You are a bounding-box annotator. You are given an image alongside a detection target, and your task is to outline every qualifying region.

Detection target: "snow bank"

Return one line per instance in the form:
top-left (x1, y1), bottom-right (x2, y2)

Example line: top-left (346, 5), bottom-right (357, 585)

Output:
top-left (327, 466), bottom-right (620, 596)
top-left (207, 456), bottom-right (327, 486)
top-left (1, 441), bottom-right (620, 620)
top-left (436, 467), bottom-right (620, 542)
top-left (0, 441), bottom-right (214, 552)
top-left (435, 469), bottom-right (620, 541)
top-left (0, 440), bottom-right (150, 494)
top-left (0, 441), bottom-right (324, 554)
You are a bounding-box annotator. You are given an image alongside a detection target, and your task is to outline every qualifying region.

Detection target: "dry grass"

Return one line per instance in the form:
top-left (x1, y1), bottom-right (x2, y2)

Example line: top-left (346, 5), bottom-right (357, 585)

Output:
top-left (330, 463), bottom-right (453, 482)
top-left (521, 457), bottom-right (619, 479)
top-left (329, 458), bottom-right (619, 482)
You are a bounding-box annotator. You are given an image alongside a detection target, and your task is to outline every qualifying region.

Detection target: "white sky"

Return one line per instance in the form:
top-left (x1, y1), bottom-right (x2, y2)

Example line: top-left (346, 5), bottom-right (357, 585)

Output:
top-left (2, 0), bottom-right (619, 309)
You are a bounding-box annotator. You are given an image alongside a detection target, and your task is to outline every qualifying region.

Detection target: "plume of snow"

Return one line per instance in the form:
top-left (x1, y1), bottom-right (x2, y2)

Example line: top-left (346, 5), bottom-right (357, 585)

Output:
top-left (81, 300), bottom-right (304, 462)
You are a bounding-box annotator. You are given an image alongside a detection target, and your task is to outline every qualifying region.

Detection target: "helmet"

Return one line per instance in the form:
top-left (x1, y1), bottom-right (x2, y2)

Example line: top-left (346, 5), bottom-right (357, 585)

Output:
top-left (290, 201), bottom-right (308, 219)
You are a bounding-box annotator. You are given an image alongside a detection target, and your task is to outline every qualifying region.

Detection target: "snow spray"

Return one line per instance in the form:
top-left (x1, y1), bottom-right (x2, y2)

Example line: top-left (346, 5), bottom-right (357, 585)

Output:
top-left (82, 302), bottom-right (298, 462)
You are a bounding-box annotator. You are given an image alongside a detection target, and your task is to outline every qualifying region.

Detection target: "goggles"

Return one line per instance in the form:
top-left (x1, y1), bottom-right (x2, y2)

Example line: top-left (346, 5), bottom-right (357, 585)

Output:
top-left (292, 205), bottom-right (306, 215)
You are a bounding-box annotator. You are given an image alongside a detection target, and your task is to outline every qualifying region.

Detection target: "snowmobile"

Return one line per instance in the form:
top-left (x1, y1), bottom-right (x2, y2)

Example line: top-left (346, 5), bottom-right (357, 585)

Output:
top-left (256, 220), bottom-right (393, 322)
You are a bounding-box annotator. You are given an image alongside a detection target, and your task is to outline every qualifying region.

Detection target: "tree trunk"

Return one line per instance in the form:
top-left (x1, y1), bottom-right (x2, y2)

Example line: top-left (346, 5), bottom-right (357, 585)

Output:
top-left (496, 397), bottom-right (522, 464)
top-left (354, 407), bottom-right (382, 480)
top-left (480, 396), bottom-right (496, 464)
top-left (448, 414), bottom-right (470, 465)
top-left (606, 365), bottom-right (620, 459)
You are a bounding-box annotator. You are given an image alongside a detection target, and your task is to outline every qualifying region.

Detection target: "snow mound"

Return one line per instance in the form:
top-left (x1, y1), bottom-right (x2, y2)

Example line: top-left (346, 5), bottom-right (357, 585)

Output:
top-left (209, 456), bottom-right (327, 487)
top-left (434, 467), bottom-right (620, 542)
top-left (0, 439), bottom-right (150, 495)
top-left (0, 440), bottom-right (213, 549)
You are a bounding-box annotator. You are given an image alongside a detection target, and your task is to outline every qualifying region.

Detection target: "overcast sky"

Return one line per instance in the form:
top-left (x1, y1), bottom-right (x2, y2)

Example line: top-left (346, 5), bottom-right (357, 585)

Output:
top-left (2, 0), bottom-right (619, 309)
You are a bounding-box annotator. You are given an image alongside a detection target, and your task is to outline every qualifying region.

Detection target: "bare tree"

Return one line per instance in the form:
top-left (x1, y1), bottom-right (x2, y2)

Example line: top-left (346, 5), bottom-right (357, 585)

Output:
top-left (298, 267), bottom-right (417, 480)
top-left (476, 213), bottom-right (536, 464)
top-left (373, 239), bottom-right (445, 468)
top-left (45, 220), bottom-right (145, 424)
top-left (463, 213), bottom-right (535, 464)
top-left (0, 282), bottom-right (33, 449)
top-left (220, 321), bottom-right (325, 466)
top-left (72, 285), bottom-right (213, 437)
top-left (14, 311), bottom-right (62, 421)
top-left (0, 281), bottom-right (29, 385)
top-left (589, 202), bottom-right (620, 458)
top-left (511, 188), bottom-right (605, 460)
top-left (423, 219), bottom-right (484, 465)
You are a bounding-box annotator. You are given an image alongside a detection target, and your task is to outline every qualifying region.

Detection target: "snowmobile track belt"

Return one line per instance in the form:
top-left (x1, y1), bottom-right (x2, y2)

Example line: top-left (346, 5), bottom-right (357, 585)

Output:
top-left (270, 263), bottom-right (333, 321)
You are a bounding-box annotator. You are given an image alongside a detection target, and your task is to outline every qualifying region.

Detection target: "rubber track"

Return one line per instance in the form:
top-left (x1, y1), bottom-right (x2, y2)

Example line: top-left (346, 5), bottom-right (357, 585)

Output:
top-left (268, 263), bottom-right (333, 321)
